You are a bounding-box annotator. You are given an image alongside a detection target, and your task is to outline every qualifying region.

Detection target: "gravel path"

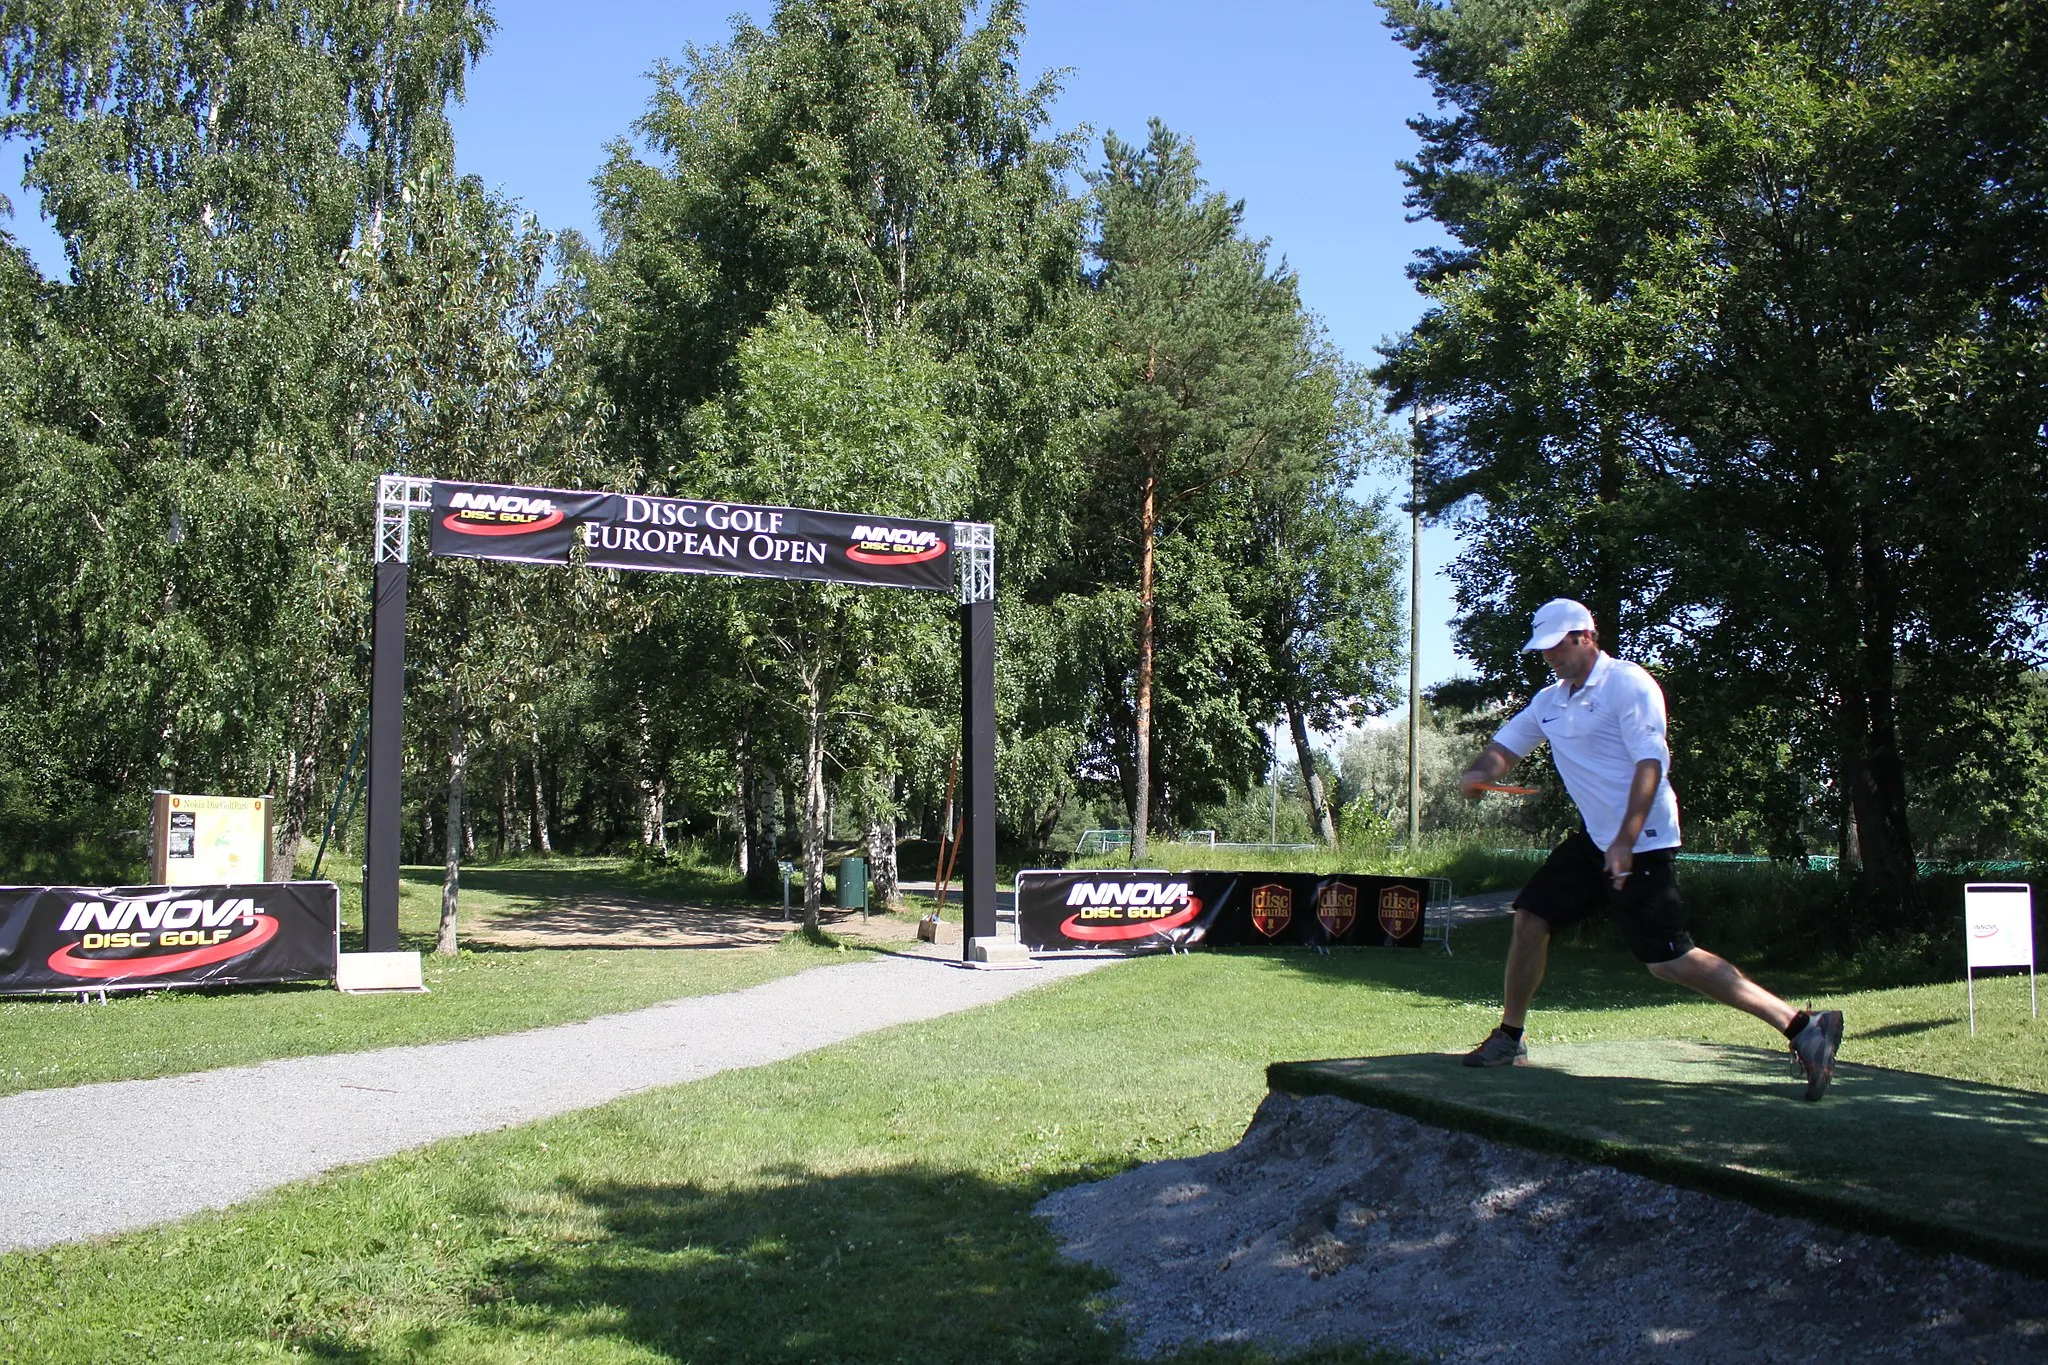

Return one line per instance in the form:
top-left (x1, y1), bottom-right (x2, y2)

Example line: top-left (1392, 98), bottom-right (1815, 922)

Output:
top-left (0, 951), bottom-right (1106, 1254)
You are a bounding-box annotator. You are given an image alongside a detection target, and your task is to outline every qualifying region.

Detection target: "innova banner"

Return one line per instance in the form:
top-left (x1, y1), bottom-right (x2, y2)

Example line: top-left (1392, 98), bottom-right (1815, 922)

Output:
top-left (430, 481), bottom-right (955, 592)
top-left (1016, 870), bottom-right (1428, 953)
top-left (0, 882), bottom-right (339, 995)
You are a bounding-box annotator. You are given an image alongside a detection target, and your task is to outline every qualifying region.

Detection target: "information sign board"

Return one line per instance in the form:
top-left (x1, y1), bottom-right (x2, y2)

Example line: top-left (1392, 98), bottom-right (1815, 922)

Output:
top-left (1963, 882), bottom-right (2037, 1035)
top-left (150, 792), bottom-right (271, 885)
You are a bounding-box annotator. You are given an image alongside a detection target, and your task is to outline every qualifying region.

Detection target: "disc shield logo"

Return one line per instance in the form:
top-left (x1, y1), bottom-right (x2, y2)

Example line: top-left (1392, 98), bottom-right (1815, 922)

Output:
top-left (1317, 882), bottom-right (1358, 938)
top-left (1377, 885), bottom-right (1422, 939)
top-left (1251, 883), bottom-right (1293, 938)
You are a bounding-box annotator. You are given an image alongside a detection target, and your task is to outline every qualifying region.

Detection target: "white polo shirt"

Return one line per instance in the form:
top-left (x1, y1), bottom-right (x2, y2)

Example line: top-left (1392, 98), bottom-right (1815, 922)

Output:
top-left (1492, 652), bottom-right (1681, 853)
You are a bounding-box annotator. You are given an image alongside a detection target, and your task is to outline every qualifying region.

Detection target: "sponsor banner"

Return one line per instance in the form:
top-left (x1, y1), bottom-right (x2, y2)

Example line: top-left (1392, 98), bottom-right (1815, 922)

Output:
top-left (429, 480), bottom-right (955, 592)
top-left (0, 883), bottom-right (339, 996)
top-left (430, 481), bottom-right (609, 565)
top-left (1016, 870), bottom-right (1428, 953)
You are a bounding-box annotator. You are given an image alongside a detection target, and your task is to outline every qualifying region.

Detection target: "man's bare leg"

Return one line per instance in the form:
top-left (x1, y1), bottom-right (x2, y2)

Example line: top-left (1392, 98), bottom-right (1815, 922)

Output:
top-left (1500, 908), bottom-right (1552, 1029)
top-left (1647, 947), bottom-right (1797, 1032)
top-left (1464, 908), bottom-right (1554, 1065)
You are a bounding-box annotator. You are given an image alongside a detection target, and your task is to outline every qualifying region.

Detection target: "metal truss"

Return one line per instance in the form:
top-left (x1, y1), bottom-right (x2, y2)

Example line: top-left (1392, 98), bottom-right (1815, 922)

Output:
top-left (375, 473), bottom-right (433, 564)
top-left (953, 520), bottom-right (995, 605)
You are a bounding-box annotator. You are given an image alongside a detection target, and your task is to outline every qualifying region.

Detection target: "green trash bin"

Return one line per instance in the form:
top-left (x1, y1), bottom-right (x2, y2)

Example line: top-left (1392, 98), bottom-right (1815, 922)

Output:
top-left (836, 855), bottom-right (868, 911)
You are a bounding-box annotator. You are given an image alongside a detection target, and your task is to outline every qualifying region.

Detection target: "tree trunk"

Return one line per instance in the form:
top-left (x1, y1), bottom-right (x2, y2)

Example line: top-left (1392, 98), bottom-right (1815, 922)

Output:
top-left (1132, 468), bottom-right (1158, 862)
top-left (741, 732), bottom-right (780, 898)
top-left (273, 688), bottom-right (326, 876)
top-left (529, 749), bottom-right (552, 855)
top-left (866, 807), bottom-right (900, 911)
top-left (801, 678), bottom-right (827, 930)
top-left (637, 692), bottom-right (664, 850)
top-left (1287, 702), bottom-right (1339, 846)
top-left (498, 767), bottom-right (516, 857)
top-left (735, 733), bottom-right (753, 880)
top-left (782, 779), bottom-right (799, 860)
top-left (436, 719), bottom-right (467, 957)
top-left (1839, 516), bottom-right (1917, 920)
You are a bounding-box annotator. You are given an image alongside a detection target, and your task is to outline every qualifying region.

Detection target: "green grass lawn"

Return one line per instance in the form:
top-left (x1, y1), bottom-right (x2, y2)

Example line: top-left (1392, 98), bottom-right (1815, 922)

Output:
top-left (3, 921), bottom-right (2042, 1363)
top-left (0, 853), bottom-right (870, 1098)
top-left (0, 936), bottom-right (858, 1098)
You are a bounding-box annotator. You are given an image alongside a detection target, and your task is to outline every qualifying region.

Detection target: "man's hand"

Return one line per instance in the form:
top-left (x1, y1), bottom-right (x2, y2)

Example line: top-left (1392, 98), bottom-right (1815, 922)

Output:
top-left (1604, 839), bottom-right (1633, 889)
top-left (1460, 743), bottom-right (1518, 801)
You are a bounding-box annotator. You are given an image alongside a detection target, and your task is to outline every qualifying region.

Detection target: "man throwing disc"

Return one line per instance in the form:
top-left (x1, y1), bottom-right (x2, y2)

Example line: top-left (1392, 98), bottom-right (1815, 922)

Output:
top-left (1456, 598), bottom-right (1844, 1100)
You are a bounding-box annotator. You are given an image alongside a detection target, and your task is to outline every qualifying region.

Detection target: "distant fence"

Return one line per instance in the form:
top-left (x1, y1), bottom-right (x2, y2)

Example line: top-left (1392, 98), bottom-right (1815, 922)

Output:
top-left (1073, 829), bottom-right (1320, 857)
top-left (1492, 849), bottom-right (2041, 878)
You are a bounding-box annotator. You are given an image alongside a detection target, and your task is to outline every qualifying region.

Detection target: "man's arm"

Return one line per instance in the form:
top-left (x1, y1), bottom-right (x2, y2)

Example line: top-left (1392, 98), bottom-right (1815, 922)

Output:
top-left (1604, 758), bottom-right (1662, 886)
top-left (1459, 742), bottom-right (1522, 800)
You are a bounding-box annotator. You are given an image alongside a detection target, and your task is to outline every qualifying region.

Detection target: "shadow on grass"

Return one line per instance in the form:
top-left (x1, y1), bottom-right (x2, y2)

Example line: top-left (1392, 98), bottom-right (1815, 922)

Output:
top-left (299, 1166), bottom-right (1407, 1364)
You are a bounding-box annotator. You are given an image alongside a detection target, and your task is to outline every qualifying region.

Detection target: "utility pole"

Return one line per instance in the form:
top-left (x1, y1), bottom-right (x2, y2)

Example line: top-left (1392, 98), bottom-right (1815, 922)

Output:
top-left (1407, 406), bottom-right (1443, 848)
top-left (1269, 727), bottom-right (1279, 845)
top-left (1407, 453), bottom-right (1422, 848)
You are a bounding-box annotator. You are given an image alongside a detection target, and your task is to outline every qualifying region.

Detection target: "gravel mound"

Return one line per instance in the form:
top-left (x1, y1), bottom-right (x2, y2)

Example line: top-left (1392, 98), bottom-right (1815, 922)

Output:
top-left (1037, 1091), bottom-right (2048, 1362)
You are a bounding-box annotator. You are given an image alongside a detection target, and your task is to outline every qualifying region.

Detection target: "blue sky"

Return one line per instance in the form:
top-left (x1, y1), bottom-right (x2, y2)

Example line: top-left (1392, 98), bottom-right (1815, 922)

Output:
top-left (5, 0), bottom-right (1475, 694)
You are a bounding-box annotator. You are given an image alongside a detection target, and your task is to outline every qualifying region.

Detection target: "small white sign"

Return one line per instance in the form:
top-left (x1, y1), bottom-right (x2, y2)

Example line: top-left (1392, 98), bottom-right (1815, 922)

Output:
top-left (1965, 884), bottom-right (2035, 969)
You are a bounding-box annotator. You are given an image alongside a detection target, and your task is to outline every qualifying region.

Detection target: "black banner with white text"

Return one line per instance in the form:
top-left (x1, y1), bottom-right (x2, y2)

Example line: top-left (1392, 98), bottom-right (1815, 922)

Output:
top-left (0, 883), bottom-right (339, 994)
top-left (1015, 870), bottom-right (1428, 953)
top-left (429, 481), bottom-right (956, 592)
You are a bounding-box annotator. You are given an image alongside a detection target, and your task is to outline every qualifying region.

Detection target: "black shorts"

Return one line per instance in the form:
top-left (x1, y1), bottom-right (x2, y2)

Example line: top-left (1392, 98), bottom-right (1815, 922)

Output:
top-left (1514, 830), bottom-right (1695, 965)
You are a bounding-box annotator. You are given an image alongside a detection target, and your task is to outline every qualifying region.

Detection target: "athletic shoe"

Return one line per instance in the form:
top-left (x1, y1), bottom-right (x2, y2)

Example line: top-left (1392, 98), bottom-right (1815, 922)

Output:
top-left (1462, 1027), bottom-right (1528, 1068)
top-left (1790, 1010), bottom-right (1844, 1101)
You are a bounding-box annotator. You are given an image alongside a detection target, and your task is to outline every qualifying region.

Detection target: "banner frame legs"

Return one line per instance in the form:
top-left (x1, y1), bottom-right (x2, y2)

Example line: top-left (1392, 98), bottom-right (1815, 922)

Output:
top-left (959, 597), bottom-right (998, 955)
top-left (365, 560), bottom-right (408, 952)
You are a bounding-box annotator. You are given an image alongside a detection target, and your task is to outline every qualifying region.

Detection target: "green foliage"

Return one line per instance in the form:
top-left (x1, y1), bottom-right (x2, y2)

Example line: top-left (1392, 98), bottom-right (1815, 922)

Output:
top-left (0, 0), bottom-right (1409, 910)
top-left (0, 0), bottom-right (490, 875)
top-left (1379, 0), bottom-right (2048, 916)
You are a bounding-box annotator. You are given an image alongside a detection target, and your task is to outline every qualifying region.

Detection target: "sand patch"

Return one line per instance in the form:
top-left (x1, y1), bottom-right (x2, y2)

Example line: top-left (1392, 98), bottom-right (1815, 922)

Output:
top-left (1038, 1091), bottom-right (2048, 1362)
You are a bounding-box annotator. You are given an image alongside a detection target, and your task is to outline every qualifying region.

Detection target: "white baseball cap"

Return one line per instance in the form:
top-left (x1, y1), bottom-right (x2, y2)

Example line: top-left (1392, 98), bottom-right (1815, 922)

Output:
top-left (1522, 598), bottom-right (1596, 651)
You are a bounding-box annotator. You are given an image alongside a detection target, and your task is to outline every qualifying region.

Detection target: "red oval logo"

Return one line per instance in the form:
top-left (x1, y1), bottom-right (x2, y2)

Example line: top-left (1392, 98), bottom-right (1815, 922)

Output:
top-left (442, 509), bottom-right (565, 537)
top-left (47, 914), bottom-right (281, 980)
top-left (1059, 898), bottom-right (1202, 941)
top-left (846, 542), bottom-right (946, 565)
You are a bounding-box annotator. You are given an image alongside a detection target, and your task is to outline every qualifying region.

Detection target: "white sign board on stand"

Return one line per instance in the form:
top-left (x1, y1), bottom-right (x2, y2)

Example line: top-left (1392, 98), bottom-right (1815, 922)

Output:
top-left (1963, 883), bottom-right (2037, 1035)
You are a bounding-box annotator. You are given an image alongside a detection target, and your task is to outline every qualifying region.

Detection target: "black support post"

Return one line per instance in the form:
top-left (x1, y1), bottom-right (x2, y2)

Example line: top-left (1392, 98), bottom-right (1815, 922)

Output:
top-left (365, 559), bottom-right (408, 952)
top-left (959, 598), bottom-right (998, 956)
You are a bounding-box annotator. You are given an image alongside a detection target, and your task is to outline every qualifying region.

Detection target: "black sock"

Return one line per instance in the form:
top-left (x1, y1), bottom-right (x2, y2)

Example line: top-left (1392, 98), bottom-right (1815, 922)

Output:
top-left (1500, 1024), bottom-right (1524, 1041)
top-left (1783, 1010), bottom-right (1811, 1041)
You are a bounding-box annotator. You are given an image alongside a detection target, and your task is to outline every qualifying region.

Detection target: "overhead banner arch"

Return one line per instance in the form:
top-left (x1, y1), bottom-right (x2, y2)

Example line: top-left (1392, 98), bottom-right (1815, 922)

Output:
top-left (365, 475), bottom-right (997, 958)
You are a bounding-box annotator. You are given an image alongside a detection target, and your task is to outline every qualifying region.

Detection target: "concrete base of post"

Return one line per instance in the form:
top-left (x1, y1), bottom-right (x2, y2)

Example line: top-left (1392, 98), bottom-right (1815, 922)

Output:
top-left (968, 936), bottom-right (1033, 967)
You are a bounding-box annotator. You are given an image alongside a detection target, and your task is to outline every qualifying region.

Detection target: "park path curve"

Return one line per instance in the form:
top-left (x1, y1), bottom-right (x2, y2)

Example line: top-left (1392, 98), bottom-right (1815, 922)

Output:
top-left (0, 952), bottom-right (1108, 1254)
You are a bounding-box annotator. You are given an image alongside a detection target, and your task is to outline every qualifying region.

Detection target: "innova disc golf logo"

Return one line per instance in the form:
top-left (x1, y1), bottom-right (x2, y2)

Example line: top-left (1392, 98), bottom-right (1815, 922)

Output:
top-left (1059, 880), bottom-right (1201, 940)
top-left (45, 894), bottom-right (277, 980)
top-left (845, 524), bottom-right (948, 566)
top-left (1316, 882), bottom-right (1358, 938)
top-left (441, 490), bottom-right (564, 537)
top-left (1251, 884), bottom-right (1293, 938)
top-left (1377, 885), bottom-right (1422, 939)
